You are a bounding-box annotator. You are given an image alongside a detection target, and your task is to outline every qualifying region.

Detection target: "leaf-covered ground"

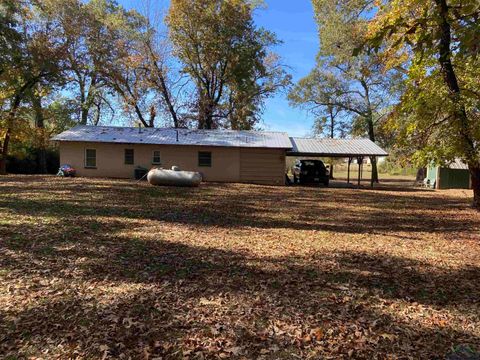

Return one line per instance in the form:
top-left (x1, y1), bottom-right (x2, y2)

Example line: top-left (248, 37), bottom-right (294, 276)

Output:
top-left (0, 175), bottom-right (479, 359)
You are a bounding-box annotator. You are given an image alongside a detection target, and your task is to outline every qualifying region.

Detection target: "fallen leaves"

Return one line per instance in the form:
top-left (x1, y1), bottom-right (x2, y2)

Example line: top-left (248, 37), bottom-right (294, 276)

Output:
top-left (199, 297), bottom-right (223, 306)
top-left (0, 175), bottom-right (479, 359)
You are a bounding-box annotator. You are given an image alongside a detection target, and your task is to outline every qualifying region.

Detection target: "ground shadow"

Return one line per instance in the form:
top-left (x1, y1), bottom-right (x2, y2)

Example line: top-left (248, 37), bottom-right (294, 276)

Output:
top-left (1, 176), bottom-right (479, 358)
top-left (1, 178), bottom-right (478, 237)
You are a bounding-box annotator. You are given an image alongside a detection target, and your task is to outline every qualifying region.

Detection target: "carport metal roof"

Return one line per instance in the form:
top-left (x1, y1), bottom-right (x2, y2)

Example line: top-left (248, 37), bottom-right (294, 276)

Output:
top-left (287, 137), bottom-right (388, 157)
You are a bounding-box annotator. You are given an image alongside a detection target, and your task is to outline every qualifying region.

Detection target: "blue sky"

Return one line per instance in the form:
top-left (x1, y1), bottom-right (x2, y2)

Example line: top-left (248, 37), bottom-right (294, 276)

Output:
top-left (118, 0), bottom-right (319, 136)
top-left (254, 1), bottom-right (319, 136)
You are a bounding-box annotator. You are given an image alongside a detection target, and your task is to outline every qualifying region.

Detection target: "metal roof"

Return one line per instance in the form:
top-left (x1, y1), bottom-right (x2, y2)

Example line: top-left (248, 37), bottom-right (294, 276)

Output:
top-left (288, 137), bottom-right (388, 157)
top-left (446, 159), bottom-right (468, 170)
top-left (52, 125), bottom-right (293, 149)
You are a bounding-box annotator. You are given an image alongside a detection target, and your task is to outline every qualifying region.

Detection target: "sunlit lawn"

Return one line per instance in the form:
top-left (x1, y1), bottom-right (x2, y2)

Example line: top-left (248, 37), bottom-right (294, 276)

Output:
top-left (0, 175), bottom-right (479, 359)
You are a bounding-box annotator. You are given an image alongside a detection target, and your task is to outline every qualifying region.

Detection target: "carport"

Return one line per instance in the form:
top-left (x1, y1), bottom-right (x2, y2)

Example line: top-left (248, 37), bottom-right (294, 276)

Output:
top-left (287, 137), bottom-right (389, 187)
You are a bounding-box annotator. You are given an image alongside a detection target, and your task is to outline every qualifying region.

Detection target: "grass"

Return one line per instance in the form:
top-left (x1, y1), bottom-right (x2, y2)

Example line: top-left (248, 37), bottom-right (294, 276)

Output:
top-left (333, 164), bottom-right (417, 182)
top-left (0, 175), bottom-right (479, 359)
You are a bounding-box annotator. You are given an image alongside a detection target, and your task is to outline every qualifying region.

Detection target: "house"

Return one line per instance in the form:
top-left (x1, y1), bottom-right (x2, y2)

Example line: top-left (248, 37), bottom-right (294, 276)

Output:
top-left (52, 125), bottom-right (292, 185)
top-left (426, 159), bottom-right (472, 189)
top-left (52, 125), bottom-right (388, 185)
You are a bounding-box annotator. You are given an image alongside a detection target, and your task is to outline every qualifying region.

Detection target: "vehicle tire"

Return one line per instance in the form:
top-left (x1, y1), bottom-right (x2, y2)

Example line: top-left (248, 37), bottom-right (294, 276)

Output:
top-left (324, 179), bottom-right (329, 187)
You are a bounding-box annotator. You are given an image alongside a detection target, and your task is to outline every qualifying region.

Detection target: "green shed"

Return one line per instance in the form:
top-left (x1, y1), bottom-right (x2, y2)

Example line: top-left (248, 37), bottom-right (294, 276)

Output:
top-left (426, 159), bottom-right (472, 189)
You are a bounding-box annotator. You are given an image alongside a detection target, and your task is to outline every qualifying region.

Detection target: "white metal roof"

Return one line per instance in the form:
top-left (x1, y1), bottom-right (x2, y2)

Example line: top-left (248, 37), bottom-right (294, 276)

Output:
top-left (52, 126), bottom-right (390, 156)
top-left (446, 159), bottom-right (468, 170)
top-left (52, 125), bottom-right (293, 149)
top-left (288, 137), bottom-right (388, 157)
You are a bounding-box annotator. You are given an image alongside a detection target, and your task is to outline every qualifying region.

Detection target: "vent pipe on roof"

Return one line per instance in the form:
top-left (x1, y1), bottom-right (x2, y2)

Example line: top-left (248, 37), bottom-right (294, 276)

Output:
top-left (138, 123), bottom-right (142, 134)
top-left (176, 129), bottom-right (179, 142)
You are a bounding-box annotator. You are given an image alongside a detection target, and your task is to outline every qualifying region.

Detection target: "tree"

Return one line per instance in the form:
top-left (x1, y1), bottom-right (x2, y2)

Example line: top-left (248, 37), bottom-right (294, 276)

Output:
top-left (85, 0), bottom-right (187, 129)
top-left (166, 0), bottom-right (289, 129)
top-left (29, 89), bottom-right (48, 173)
top-left (227, 51), bottom-right (291, 130)
top-left (290, 0), bottom-right (401, 182)
top-left (289, 69), bottom-right (351, 180)
top-left (42, 0), bottom-right (176, 128)
top-left (42, 0), bottom-right (145, 126)
top-left (289, 69), bottom-right (350, 139)
top-left (6, 96), bottom-right (76, 174)
top-left (42, 0), bottom-right (97, 125)
top-left (0, 0), bottom-right (24, 174)
top-left (0, 0), bottom-right (64, 174)
top-left (366, 0), bottom-right (480, 208)
top-left (141, 32), bottom-right (182, 128)
top-left (137, 0), bottom-right (187, 129)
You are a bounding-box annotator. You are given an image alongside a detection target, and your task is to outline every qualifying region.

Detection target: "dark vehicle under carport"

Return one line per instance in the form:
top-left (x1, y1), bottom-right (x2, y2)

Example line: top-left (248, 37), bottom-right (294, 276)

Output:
top-left (292, 159), bottom-right (330, 186)
top-left (287, 137), bottom-right (389, 187)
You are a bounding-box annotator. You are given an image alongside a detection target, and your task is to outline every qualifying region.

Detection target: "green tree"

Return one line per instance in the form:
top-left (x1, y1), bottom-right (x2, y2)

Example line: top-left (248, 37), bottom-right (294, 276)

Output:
top-left (42, 0), bottom-right (177, 128)
top-left (41, 0), bottom-right (98, 125)
top-left (166, 0), bottom-right (289, 129)
top-left (366, 0), bottom-right (480, 207)
top-left (290, 0), bottom-right (400, 182)
top-left (289, 69), bottom-right (350, 139)
top-left (42, 0), bottom-right (143, 126)
top-left (86, 0), bottom-right (185, 128)
top-left (0, 0), bottom-right (64, 174)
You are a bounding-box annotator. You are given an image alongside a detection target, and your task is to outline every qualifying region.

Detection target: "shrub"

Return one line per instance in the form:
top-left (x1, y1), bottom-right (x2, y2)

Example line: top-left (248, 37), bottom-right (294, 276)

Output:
top-left (6, 147), bottom-right (59, 174)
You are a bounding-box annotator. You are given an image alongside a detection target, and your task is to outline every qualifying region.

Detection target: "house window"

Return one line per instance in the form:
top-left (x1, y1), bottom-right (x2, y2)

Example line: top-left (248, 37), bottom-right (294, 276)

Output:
top-left (152, 150), bottom-right (161, 165)
top-left (85, 149), bottom-right (96, 168)
top-left (124, 149), bottom-right (134, 165)
top-left (198, 151), bottom-right (212, 167)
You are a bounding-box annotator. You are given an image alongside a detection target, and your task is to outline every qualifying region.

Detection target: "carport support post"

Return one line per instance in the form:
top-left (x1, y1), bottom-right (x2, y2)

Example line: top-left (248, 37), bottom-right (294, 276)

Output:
top-left (347, 157), bottom-right (352, 184)
top-left (357, 156), bottom-right (363, 187)
top-left (370, 156), bottom-right (375, 188)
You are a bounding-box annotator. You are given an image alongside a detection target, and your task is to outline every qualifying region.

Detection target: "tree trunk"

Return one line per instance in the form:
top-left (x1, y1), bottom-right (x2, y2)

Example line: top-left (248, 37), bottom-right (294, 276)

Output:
top-left (133, 103), bottom-right (149, 128)
top-left (329, 107), bottom-right (335, 179)
top-left (37, 144), bottom-right (47, 174)
top-left (80, 102), bottom-right (88, 125)
top-left (198, 94), bottom-right (215, 129)
top-left (79, 75), bottom-right (99, 125)
top-left (0, 129), bottom-right (11, 175)
top-left (360, 80), bottom-right (379, 183)
top-left (79, 78), bottom-right (88, 125)
top-left (205, 111), bottom-right (214, 129)
top-left (366, 117), bottom-right (378, 182)
top-left (435, 0), bottom-right (472, 154)
top-left (158, 74), bottom-right (179, 128)
top-left (149, 106), bottom-right (156, 128)
top-left (145, 41), bottom-right (180, 128)
top-left (199, 112), bottom-right (214, 129)
top-left (470, 166), bottom-right (480, 209)
top-left (416, 168), bottom-right (426, 182)
top-left (329, 106), bottom-right (334, 139)
top-left (0, 95), bottom-right (23, 175)
top-left (435, 0), bottom-right (479, 208)
top-left (31, 93), bottom-right (47, 174)
top-left (93, 102), bottom-right (101, 126)
top-left (370, 156), bottom-right (378, 183)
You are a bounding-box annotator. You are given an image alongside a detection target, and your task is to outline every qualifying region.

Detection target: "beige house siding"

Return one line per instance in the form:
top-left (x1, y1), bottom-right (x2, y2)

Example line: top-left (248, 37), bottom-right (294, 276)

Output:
top-left (59, 141), bottom-right (286, 185)
top-left (240, 148), bottom-right (286, 185)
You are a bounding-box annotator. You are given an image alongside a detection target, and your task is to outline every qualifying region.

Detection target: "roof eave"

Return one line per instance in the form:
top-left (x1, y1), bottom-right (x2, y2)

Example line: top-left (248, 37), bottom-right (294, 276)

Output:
top-left (51, 138), bottom-right (293, 149)
top-left (287, 152), bottom-right (388, 157)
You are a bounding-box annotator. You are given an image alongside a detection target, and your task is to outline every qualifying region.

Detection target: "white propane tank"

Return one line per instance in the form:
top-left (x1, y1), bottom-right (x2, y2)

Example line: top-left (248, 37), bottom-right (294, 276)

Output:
top-left (147, 168), bottom-right (202, 187)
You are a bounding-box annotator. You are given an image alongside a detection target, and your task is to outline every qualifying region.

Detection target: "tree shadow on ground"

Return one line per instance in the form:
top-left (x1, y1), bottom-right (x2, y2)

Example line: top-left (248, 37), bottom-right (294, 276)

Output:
top-left (1, 218), bottom-right (479, 358)
top-left (1, 178), bottom-right (478, 237)
top-left (0, 176), bottom-right (479, 358)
